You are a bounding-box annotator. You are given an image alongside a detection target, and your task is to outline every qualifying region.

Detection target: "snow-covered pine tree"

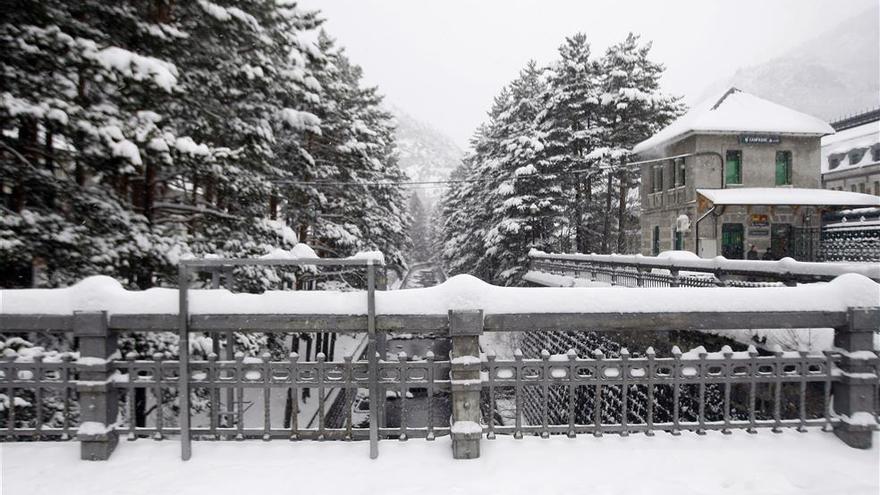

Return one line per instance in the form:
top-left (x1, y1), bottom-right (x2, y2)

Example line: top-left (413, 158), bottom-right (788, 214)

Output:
top-left (438, 32), bottom-right (683, 283)
top-left (287, 31), bottom-right (410, 274)
top-left (437, 147), bottom-right (487, 278)
top-left (536, 33), bottom-right (603, 254)
top-left (481, 61), bottom-right (554, 285)
top-left (595, 33), bottom-right (683, 253)
top-left (0, 1), bottom-right (185, 288)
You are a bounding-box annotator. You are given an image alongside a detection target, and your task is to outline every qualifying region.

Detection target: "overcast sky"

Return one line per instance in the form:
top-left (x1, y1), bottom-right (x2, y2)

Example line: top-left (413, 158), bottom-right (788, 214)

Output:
top-left (298, 0), bottom-right (876, 149)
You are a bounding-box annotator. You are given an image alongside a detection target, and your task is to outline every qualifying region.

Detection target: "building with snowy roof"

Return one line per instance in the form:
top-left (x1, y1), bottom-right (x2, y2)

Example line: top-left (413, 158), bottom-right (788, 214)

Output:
top-left (631, 87), bottom-right (880, 260)
top-left (821, 108), bottom-right (880, 196)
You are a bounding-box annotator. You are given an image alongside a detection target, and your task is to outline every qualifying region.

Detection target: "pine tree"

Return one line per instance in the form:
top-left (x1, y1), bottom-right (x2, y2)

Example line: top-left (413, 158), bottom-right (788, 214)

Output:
top-left (438, 32), bottom-right (682, 283)
top-left (537, 33), bottom-right (603, 254)
top-left (594, 33), bottom-right (683, 253)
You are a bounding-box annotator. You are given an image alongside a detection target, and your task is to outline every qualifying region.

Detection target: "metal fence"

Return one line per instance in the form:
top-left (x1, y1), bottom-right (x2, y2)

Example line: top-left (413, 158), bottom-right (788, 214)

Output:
top-left (527, 251), bottom-right (880, 288)
top-left (1, 265), bottom-right (878, 461)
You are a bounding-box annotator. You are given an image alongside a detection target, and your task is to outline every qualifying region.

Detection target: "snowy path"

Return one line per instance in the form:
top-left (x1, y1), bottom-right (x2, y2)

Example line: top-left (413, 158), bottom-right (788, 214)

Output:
top-left (3, 431), bottom-right (877, 495)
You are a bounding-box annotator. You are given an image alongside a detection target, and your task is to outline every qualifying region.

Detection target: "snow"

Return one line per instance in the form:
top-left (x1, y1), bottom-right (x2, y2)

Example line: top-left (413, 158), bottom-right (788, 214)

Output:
top-left (2, 433), bottom-right (877, 495)
top-left (633, 87), bottom-right (835, 155)
top-left (821, 120), bottom-right (880, 173)
top-left (86, 46), bottom-right (178, 92)
top-left (279, 108), bottom-right (322, 134)
top-left (197, 0), bottom-right (263, 32)
top-left (522, 271), bottom-right (613, 288)
top-left (656, 250), bottom-right (701, 261)
top-left (347, 250), bottom-right (386, 265)
top-left (834, 411), bottom-right (878, 427)
top-left (76, 357), bottom-right (108, 366)
top-left (450, 356), bottom-right (482, 365)
top-left (530, 249), bottom-right (880, 280)
top-left (697, 188), bottom-right (880, 207)
top-left (174, 137), bottom-right (210, 156)
top-left (1, 273), bottom-right (877, 316)
top-left (110, 139), bottom-right (142, 165)
top-left (449, 420), bottom-right (482, 435)
top-left (76, 421), bottom-right (114, 436)
top-left (259, 243), bottom-right (318, 260)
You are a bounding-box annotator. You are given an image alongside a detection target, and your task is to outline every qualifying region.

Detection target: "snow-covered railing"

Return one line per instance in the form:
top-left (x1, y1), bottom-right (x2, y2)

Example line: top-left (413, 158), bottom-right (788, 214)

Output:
top-left (1, 273), bottom-right (878, 461)
top-left (527, 250), bottom-right (880, 287)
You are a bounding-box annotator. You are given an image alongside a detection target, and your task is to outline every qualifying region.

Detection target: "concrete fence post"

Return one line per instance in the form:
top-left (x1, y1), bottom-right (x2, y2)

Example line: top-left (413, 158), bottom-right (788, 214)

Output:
top-left (832, 307), bottom-right (879, 449)
top-left (449, 309), bottom-right (483, 459)
top-left (74, 311), bottom-right (119, 460)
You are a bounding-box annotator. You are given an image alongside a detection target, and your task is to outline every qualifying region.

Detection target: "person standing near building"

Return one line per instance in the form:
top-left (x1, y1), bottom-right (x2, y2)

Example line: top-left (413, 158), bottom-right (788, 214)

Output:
top-left (747, 244), bottom-right (759, 260)
top-left (762, 248), bottom-right (774, 261)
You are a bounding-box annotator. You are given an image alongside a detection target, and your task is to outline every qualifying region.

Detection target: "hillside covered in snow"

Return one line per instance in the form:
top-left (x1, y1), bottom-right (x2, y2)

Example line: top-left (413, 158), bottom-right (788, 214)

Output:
top-left (389, 105), bottom-right (463, 188)
top-left (705, 4), bottom-right (879, 121)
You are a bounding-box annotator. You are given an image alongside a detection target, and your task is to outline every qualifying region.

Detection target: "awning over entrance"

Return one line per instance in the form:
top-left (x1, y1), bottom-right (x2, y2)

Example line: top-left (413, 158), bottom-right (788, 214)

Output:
top-left (696, 187), bottom-right (880, 207)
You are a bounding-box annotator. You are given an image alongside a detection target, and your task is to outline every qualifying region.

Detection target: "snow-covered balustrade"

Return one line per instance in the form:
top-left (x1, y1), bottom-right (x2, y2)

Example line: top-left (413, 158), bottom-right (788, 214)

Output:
top-left (1, 271), bottom-right (878, 462)
top-left (527, 249), bottom-right (880, 288)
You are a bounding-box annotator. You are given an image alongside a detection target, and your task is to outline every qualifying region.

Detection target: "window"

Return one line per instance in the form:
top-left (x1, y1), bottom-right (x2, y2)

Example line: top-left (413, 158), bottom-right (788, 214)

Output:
top-left (848, 148), bottom-right (866, 165)
top-left (851, 184), bottom-right (857, 192)
top-left (652, 165), bottom-right (663, 193)
top-left (858, 182), bottom-right (865, 194)
top-left (872, 146), bottom-right (880, 163)
top-left (725, 150), bottom-right (742, 185)
top-left (652, 226), bottom-right (660, 255)
top-left (775, 150), bottom-right (792, 185)
top-left (675, 158), bottom-right (686, 186)
top-left (828, 153), bottom-right (844, 170)
top-left (874, 181), bottom-right (879, 196)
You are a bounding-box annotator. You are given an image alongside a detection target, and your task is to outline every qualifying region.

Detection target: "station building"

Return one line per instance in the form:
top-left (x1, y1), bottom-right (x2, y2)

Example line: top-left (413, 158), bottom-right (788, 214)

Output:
top-left (632, 87), bottom-right (880, 260)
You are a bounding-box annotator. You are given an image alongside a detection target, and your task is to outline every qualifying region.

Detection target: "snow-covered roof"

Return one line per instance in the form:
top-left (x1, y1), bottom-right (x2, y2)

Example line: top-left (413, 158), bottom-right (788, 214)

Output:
top-left (820, 119), bottom-right (880, 173)
top-left (697, 187), bottom-right (880, 207)
top-left (633, 88), bottom-right (835, 154)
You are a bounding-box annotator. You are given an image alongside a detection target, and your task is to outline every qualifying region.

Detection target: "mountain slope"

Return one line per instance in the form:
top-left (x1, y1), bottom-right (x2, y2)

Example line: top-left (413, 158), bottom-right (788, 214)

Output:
top-left (389, 105), bottom-right (463, 187)
top-left (705, 5), bottom-right (879, 121)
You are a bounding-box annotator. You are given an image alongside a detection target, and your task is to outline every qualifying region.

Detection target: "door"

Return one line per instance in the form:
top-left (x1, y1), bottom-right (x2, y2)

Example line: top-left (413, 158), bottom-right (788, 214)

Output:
top-left (652, 226), bottom-right (660, 255)
top-left (771, 223), bottom-right (791, 259)
top-left (721, 223), bottom-right (744, 259)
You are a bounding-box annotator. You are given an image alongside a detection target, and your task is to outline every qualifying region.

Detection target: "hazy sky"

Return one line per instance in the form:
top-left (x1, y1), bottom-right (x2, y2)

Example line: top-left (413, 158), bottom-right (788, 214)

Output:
top-left (299, 0), bottom-right (876, 148)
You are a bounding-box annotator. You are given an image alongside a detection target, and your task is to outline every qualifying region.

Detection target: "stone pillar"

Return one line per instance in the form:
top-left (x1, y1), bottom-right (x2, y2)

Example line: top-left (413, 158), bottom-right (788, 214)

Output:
top-left (832, 307), bottom-right (878, 449)
top-left (449, 310), bottom-right (483, 459)
top-left (74, 311), bottom-right (119, 460)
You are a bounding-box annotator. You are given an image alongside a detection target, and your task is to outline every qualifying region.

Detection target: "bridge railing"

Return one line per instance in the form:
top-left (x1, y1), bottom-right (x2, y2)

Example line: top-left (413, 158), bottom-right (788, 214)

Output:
top-left (527, 250), bottom-right (880, 288)
top-left (1, 276), bottom-right (878, 460)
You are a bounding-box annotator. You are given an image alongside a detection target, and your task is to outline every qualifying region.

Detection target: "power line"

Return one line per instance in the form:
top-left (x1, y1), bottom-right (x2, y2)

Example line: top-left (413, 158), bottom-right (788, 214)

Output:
top-left (270, 178), bottom-right (482, 186)
top-left (270, 168), bottom-right (627, 188)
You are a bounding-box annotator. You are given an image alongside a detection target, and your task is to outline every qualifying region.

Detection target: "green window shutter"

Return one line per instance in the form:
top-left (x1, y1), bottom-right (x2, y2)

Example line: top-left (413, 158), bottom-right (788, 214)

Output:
top-left (725, 150), bottom-right (741, 185)
top-left (776, 151), bottom-right (791, 185)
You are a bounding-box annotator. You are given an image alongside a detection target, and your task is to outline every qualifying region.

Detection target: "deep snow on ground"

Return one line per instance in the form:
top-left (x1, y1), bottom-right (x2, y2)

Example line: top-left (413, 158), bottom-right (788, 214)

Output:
top-left (2, 431), bottom-right (877, 495)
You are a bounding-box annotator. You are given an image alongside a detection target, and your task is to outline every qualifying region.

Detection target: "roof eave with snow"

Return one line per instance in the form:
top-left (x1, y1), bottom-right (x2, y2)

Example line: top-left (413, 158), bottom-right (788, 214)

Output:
top-left (697, 187), bottom-right (880, 207)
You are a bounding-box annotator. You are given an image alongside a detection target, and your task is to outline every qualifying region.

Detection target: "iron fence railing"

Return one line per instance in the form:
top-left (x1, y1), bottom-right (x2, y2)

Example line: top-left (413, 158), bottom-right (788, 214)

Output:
top-left (527, 251), bottom-right (880, 288)
top-left (1, 265), bottom-right (878, 461)
top-left (482, 347), bottom-right (843, 438)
